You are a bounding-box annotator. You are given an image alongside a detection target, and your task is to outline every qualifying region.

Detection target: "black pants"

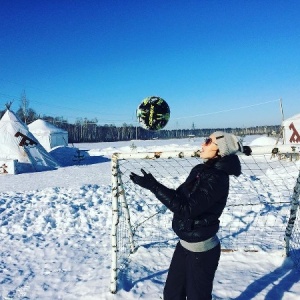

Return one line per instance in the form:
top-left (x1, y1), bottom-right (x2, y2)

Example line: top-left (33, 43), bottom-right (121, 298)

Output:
top-left (163, 241), bottom-right (221, 300)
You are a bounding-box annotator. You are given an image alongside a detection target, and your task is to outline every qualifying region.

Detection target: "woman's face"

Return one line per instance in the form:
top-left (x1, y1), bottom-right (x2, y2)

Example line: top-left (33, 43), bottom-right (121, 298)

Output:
top-left (200, 134), bottom-right (219, 159)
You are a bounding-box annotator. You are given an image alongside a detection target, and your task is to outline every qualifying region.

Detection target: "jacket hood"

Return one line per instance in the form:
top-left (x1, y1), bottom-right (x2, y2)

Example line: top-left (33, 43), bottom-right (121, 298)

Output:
top-left (207, 155), bottom-right (241, 177)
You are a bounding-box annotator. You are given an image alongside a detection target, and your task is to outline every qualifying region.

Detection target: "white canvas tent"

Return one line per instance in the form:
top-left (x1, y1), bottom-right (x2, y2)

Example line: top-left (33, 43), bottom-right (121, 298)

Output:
top-left (28, 119), bottom-right (68, 151)
top-left (0, 109), bottom-right (60, 173)
top-left (282, 113), bottom-right (300, 145)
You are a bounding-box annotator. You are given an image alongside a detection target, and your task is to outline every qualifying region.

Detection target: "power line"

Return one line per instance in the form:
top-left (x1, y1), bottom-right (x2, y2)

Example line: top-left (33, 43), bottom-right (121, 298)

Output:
top-left (173, 99), bottom-right (280, 120)
top-left (0, 91), bottom-right (131, 123)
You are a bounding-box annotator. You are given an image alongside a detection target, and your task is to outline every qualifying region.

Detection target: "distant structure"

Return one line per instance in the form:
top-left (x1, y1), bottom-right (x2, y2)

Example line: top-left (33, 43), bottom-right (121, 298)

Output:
top-left (28, 119), bottom-right (68, 151)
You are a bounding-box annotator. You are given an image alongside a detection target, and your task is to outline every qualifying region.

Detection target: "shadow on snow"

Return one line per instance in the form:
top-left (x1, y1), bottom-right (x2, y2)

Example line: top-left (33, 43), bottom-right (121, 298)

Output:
top-left (234, 258), bottom-right (300, 300)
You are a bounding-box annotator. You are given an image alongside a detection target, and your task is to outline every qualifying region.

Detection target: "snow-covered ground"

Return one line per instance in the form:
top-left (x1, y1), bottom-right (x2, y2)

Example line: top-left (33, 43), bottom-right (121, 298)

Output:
top-left (1, 136), bottom-right (300, 299)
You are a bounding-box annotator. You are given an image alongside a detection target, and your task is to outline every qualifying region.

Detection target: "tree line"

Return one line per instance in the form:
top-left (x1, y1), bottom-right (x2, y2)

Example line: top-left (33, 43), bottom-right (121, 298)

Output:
top-left (56, 122), bottom-right (281, 143)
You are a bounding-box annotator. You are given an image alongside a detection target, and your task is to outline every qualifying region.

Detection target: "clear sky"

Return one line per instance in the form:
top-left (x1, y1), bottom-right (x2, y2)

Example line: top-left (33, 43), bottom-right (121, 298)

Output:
top-left (1, 0), bottom-right (300, 130)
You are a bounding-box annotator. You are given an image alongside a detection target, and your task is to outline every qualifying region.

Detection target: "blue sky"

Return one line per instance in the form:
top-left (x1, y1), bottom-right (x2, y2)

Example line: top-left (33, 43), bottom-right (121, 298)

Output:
top-left (1, 0), bottom-right (300, 130)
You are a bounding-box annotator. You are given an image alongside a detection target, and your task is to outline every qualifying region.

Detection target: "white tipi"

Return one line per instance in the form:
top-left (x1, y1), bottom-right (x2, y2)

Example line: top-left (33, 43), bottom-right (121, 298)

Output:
top-left (0, 108), bottom-right (60, 173)
top-left (282, 113), bottom-right (300, 145)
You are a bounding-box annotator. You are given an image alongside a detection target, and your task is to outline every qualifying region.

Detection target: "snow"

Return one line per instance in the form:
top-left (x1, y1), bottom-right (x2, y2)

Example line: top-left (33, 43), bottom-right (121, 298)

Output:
top-left (249, 136), bottom-right (278, 146)
top-left (28, 119), bottom-right (67, 134)
top-left (1, 136), bottom-right (300, 299)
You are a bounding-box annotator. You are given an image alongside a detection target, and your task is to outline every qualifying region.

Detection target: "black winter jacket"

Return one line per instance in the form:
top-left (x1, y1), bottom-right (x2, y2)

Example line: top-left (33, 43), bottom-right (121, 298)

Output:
top-left (151, 155), bottom-right (241, 242)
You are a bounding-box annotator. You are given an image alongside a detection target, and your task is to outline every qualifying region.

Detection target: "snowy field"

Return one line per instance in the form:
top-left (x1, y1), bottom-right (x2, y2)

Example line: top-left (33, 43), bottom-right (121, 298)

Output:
top-left (1, 136), bottom-right (300, 299)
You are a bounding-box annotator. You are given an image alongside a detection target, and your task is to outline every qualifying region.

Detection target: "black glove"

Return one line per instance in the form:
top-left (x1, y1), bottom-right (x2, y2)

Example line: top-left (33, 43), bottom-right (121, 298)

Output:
top-left (130, 169), bottom-right (158, 191)
top-left (243, 146), bottom-right (252, 156)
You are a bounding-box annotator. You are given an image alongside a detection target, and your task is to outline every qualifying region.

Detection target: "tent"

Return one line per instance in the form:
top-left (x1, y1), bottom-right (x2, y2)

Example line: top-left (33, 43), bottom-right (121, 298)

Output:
top-left (282, 113), bottom-right (300, 145)
top-left (28, 119), bottom-right (68, 151)
top-left (0, 109), bottom-right (60, 173)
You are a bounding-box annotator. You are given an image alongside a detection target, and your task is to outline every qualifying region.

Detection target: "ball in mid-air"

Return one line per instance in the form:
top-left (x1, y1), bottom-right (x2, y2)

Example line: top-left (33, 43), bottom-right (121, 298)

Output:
top-left (136, 96), bottom-right (170, 131)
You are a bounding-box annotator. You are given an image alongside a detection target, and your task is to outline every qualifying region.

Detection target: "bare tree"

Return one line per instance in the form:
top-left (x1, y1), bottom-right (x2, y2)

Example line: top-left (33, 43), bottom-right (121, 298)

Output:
top-left (16, 91), bottom-right (38, 124)
top-left (20, 90), bottom-right (29, 124)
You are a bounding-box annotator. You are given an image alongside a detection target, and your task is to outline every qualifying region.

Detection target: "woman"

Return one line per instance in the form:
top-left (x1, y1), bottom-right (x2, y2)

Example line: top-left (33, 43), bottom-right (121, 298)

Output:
top-left (130, 131), bottom-right (251, 300)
